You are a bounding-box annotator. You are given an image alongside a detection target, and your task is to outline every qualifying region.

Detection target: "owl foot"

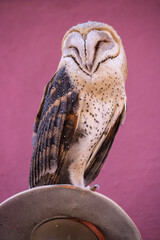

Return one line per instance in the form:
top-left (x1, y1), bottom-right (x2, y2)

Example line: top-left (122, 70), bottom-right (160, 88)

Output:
top-left (89, 184), bottom-right (100, 191)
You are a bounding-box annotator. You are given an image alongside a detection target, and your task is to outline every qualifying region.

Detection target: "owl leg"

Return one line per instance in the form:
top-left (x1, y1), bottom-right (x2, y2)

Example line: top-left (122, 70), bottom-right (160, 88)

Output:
top-left (67, 134), bottom-right (94, 189)
top-left (68, 157), bottom-right (87, 188)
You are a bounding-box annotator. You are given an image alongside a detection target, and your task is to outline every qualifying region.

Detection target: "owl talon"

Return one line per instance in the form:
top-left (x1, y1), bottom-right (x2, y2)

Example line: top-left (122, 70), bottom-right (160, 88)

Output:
top-left (89, 184), bottom-right (100, 191)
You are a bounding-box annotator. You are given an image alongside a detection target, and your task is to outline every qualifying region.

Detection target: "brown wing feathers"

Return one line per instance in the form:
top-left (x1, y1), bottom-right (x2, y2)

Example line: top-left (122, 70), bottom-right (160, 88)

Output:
top-left (29, 67), bottom-right (79, 188)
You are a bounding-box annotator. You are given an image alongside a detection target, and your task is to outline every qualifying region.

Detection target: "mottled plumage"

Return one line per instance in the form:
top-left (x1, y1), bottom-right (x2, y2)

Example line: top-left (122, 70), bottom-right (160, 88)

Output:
top-left (29, 21), bottom-right (127, 189)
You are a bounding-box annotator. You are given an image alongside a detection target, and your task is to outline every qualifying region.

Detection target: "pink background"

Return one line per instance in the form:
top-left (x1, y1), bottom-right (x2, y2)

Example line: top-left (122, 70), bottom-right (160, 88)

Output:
top-left (0, 1), bottom-right (160, 239)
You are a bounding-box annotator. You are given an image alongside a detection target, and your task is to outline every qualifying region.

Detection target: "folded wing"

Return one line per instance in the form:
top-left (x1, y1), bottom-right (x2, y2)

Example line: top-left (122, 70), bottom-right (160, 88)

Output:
top-left (84, 109), bottom-right (125, 186)
top-left (29, 67), bottom-right (79, 188)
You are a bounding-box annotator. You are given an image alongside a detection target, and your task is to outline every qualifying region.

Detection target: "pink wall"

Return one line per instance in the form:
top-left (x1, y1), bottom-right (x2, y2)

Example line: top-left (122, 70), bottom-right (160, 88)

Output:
top-left (0, 1), bottom-right (159, 239)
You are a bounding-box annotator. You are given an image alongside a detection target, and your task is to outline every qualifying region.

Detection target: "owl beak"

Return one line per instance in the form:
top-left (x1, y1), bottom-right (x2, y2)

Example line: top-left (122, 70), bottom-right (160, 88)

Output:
top-left (85, 63), bottom-right (92, 72)
top-left (82, 61), bottom-right (93, 74)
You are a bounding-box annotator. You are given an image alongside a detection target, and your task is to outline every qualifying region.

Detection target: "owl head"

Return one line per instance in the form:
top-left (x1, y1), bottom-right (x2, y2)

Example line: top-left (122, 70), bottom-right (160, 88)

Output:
top-left (58, 21), bottom-right (127, 82)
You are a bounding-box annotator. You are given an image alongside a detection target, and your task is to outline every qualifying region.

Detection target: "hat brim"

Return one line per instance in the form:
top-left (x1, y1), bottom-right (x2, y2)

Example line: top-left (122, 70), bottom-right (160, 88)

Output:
top-left (0, 185), bottom-right (142, 240)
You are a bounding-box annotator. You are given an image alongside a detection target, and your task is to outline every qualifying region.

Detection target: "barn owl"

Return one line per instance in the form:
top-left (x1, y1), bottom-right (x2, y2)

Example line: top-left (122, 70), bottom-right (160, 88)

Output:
top-left (29, 21), bottom-right (127, 189)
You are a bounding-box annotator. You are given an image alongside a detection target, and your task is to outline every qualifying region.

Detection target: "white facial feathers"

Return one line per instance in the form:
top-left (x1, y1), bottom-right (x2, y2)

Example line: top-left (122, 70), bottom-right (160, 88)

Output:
top-left (62, 30), bottom-right (119, 75)
top-left (85, 30), bottom-right (119, 73)
top-left (60, 22), bottom-right (126, 78)
top-left (63, 32), bottom-right (85, 69)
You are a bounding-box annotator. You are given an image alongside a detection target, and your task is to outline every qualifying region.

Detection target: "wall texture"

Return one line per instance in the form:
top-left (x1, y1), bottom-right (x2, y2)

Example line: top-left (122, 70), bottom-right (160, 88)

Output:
top-left (0, 1), bottom-right (159, 239)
